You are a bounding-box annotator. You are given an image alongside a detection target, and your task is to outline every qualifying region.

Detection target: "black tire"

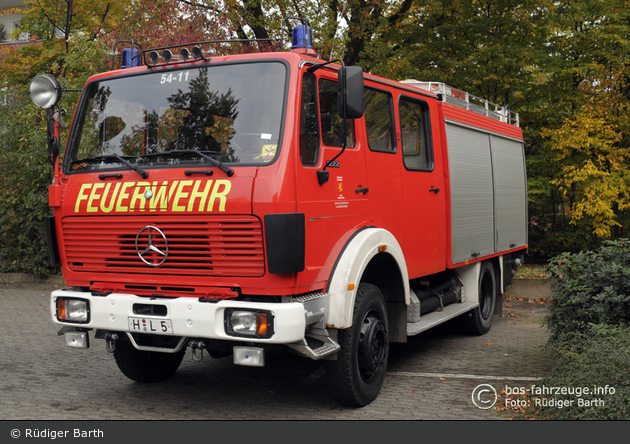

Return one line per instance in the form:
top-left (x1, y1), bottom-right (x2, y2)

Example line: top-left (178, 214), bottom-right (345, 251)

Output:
top-left (113, 340), bottom-right (185, 383)
top-left (325, 283), bottom-right (389, 407)
top-left (460, 261), bottom-right (496, 335)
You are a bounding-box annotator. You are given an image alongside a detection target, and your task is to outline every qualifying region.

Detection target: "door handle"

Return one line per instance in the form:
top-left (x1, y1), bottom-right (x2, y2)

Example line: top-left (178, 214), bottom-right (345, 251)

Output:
top-left (355, 187), bottom-right (369, 194)
top-left (429, 188), bottom-right (440, 194)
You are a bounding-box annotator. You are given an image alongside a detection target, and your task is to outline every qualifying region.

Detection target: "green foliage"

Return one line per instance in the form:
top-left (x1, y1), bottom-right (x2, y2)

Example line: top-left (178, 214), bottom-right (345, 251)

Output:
top-left (0, 91), bottom-right (56, 277)
top-left (0, 1), bottom-right (111, 278)
top-left (527, 218), bottom-right (599, 264)
top-left (544, 239), bottom-right (630, 336)
top-left (536, 239), bottom-right (630, 419)
top-left (532, 325), bottom-right (630, 420)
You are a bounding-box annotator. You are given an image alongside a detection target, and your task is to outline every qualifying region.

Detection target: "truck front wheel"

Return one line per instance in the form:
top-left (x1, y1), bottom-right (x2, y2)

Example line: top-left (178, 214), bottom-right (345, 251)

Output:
top-left (326, 283), bottom-right (389, 407)
top-left (113, 340), bottom-right (185, 383)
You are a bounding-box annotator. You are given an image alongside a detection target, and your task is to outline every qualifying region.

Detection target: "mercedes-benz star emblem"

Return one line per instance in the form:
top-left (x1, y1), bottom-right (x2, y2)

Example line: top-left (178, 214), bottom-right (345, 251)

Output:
top-left (135, 225), bottom-right (168, 267)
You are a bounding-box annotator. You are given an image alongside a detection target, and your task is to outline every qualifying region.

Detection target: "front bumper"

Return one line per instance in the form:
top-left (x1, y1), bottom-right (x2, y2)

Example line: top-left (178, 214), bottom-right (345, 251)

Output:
top-left (50, 289), bottom-right (307, 344)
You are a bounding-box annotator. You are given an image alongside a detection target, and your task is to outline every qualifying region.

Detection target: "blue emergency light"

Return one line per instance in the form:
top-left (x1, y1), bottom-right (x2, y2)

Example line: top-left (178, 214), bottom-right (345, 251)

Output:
top-left (122, 47), bottom-right (139, 69)
top-left (291, 24), bottom-right (314, 52)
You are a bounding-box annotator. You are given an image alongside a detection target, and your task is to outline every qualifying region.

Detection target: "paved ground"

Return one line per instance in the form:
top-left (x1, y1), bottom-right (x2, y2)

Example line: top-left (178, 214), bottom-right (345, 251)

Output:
top-left (0, 281), bottom-right (554, 420)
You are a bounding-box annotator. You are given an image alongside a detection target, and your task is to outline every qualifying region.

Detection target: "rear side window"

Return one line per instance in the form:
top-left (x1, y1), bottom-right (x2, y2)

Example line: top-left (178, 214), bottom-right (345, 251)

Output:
top-left (364, 88), bottom-right (396, 152)
top-left (399, 97), bottom-right (433, 170)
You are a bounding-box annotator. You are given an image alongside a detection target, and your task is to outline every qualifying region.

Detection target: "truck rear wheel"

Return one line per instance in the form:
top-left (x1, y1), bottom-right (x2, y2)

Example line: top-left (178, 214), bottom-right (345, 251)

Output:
top-left (113, 340), bottom-right (185, 383)
top-left (325, 283), bottom-right (389, 407)
top-left (461, 261), bottom-right (496, 335)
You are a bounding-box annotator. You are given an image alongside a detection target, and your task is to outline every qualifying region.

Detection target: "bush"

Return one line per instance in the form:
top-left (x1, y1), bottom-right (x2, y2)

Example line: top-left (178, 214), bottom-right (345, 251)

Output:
top-left (543, 239), bottom-right (630, 337)
top-left (531, 241), bottom-right (630, 420)
top-left (532, 324), bottom-right (630, 420)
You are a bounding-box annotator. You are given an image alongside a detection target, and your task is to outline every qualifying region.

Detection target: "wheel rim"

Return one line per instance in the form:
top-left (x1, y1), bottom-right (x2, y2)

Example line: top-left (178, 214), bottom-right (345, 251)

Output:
top-left (357, 310), bottom-right (388, 383)
top-left (479, 270), bottom-right (494, 320)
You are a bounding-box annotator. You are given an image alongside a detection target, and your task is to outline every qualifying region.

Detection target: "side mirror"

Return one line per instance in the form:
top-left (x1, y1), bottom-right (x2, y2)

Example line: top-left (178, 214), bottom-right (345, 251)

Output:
top-left (29, 75), bottom-right (62, 109)
top-left (338, 66), bottom-right (364, 119)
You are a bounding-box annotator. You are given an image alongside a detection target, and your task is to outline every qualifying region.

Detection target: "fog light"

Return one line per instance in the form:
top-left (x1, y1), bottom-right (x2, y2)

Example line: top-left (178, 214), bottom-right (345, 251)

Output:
top-left (225, 309), bottom-right (273, 338)
top-left (57, 298), bottom-right (90, 323)
top-left (234, 346), bottom-right (264, 367)
top-left (65, 331), bottom-right (89, 348)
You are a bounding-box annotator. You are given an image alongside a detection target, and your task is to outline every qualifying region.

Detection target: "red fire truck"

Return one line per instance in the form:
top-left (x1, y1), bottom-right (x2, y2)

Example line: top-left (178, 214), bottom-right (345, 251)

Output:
top-left (29, 21), bottom-right (527, 407)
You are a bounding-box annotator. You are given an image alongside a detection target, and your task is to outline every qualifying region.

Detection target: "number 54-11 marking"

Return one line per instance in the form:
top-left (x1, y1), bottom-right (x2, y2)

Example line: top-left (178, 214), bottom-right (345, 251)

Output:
top-left (160, 71), bottom-right (190, 84)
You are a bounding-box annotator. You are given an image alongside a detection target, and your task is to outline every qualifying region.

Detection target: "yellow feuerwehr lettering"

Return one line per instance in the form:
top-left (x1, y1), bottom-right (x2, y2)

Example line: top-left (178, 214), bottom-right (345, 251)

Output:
top-left (100, 182), bottom-right (121, 213)
top-left (207, 180), bottom-right (231, 212)
top-left (172, 180), bottom-right (193, 212)
top-left (167, 180), bottom-right (180, 208)
top-left (86, 183), bottom-right (105, 213)
top-left (129, 181), bottom-right (151, 211)
top-left (115, 182), bottom-right (135, 212)
top-left (187, 180), bottom-right (213, 212)
top-left (75, 184), bottom-right (93, 213)
top-left (149, 181), bottom-right (169, 212)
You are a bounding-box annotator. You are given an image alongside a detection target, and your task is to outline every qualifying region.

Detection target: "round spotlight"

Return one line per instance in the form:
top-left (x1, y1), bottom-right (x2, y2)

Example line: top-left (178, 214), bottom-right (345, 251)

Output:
top-left (191, 46), bottom-right (203, 59)
top-left (148, 50), bottom-right (160, 64)
top-left (161, 49), bottom-right (172, 63)
top-left (179, 48), bottom-right (190, 60)
top-left (29, 75), bottom-right (62, 109)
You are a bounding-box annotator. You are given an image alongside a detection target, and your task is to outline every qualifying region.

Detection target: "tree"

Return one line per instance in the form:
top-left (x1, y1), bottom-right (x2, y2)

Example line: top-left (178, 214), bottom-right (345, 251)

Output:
top-left (527, 0), bottom-right (630, 253)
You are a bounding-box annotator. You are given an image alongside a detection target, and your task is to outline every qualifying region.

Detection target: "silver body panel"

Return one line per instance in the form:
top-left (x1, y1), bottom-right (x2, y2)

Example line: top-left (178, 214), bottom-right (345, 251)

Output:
top-left (446, 122), bottom-right (527, 264)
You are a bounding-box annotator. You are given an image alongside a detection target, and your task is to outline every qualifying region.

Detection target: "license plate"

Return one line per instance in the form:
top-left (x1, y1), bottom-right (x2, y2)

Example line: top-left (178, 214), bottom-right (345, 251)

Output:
top-left (128, 317), bottom-right (173, 335)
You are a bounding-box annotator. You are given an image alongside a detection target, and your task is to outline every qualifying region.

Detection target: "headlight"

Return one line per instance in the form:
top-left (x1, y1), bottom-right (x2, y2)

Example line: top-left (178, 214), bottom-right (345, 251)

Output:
top-left (57, 298), bottom-right (90, 323)
top-left (225, 309), bottom-right (273, 338)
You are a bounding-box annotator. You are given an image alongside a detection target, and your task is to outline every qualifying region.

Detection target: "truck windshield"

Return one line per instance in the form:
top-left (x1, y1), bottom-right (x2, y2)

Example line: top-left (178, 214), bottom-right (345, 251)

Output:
top-left (66, 62), bottom-right (287, 172)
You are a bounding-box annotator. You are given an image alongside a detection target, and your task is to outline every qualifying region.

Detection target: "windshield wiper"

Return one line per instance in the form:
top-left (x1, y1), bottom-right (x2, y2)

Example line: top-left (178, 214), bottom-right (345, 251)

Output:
top-left (72, 155), bottom-right (149, 179)
top-left (143, 150), bottom-right (234, 177)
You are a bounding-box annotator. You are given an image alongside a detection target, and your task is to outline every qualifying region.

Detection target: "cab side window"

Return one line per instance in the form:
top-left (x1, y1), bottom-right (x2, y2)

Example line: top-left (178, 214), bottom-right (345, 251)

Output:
top-left (299, 75), bottom-right (319, 165)
top-left (318, 78), bottom-right (354, 148)
top-left (364, 88), bottom-right (396, 152)
top-left (399, 97), bottom-right (433, 170)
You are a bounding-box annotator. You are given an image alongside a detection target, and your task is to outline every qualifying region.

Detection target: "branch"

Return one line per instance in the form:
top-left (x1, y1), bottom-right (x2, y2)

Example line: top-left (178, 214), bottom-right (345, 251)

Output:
top-left (387, 0), bottom-right (413, 26)
top-left (177, 0), bottom-right (219, 13)
top-left (90, 2), bottom-right (111, 41)
top-left (64, 0), bottom-right (73, 45)
top-left (36, 0), bottom-right (64, 37)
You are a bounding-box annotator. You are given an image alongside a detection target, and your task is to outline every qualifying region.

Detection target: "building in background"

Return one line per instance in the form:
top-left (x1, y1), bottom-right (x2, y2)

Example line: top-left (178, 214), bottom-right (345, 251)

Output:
top-left (1, 0), bottom-right (38, 62)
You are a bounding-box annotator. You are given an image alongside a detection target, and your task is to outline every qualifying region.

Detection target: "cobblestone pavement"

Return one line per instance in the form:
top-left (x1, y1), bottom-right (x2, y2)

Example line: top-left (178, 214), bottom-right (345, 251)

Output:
top-left (0, 283), bottom-right (554, 420)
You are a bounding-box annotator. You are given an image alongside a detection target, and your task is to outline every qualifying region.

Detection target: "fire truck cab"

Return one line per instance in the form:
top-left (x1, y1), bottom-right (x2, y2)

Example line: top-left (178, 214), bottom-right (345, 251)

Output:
top-left (30, 23), bottom-right (527, 407)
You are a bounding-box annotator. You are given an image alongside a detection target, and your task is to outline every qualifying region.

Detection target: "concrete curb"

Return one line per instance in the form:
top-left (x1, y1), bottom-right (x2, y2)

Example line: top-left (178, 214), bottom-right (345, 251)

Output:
top-left (505, 277), bottom-right (551, 299)
top-left (0, 273), bottom-right (65, 285)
